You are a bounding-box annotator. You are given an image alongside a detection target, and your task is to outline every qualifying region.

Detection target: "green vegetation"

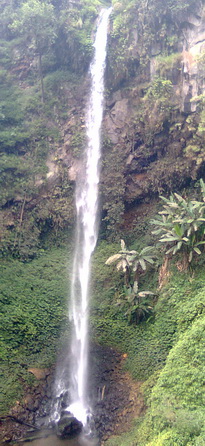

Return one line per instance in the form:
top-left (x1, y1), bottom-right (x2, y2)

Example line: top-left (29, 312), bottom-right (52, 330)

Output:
top-left (108, 0), bottom-right (200, 88)
top-left (91, 185), bottom-right (205, 444)
top-left (155, 53), bottom-right (182, 78)
top-left (2, 231), bottom-right (204, 442)
top-left (1, 2), bottom-right (205, 446)
top-left (10, 0), bottom-right (57, 103)
top-left (101, 139), bottom-right (126, 237)
top-left (0, 0), bottom-right (102, 258)
top-left (151, 180), bottom-right (205, 264)
top-left (139, 318), bottom-right (205, 445)
top-left (105, 239), bottom-right (156, 323)
top-left (94, 239), bottom-right (205, 445)
top-left (0, 247), bottom-right (70, 413)
top-left (117, 286), bottom-right (155, 325)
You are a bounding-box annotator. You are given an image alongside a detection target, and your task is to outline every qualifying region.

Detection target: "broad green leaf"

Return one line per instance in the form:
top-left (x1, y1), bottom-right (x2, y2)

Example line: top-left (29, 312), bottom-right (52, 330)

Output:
top-left (105, 253), bottom-right (122, 265)
top-left (141, 246), bottom-right (155, 254)
top-left (150, 219), bottom-right (166, 226)
top-left (143, 256), bottom-right (155, 264)
top-left (159, 237), bottom-right (179, 242)
top-left (127, 255), bottom-right (137, 264)
top-left (173, 246), bottom-right (179, 255)
top-left (187, 227), bottom-right (192, 237)
top-left (174, 224), bottom-right (183, 238)
top-left (177, 241), bottom-right (183, 250)
top-left (132, 261), bottom-right (138, 272)
top-left (152, 228), bottom-right (164, 235)
top-left (140, 259), bottom-right (146, 271)
top-left (194, 247), bottom-right (201, 255)
top-left (120, 239), bottom-right (126, 250)
top-left (133, 281), bottom-right (138, 293)
top-left (167, 203), bottom-right (179, 208)
top-left (138, 291), bottom-right (154, 297)
top-left (166, 246), bottom-right (175, 254)
top-left (174, 192), bottom-right (185, 203)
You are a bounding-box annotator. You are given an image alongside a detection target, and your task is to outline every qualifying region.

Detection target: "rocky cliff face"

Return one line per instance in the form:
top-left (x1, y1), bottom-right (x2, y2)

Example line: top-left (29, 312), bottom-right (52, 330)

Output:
top-left (1, 0), bottom-right (205, 252)
top-left (100, 2), bottom-right (205, 234)
top-left (180, 11), bottom-right (205, 112)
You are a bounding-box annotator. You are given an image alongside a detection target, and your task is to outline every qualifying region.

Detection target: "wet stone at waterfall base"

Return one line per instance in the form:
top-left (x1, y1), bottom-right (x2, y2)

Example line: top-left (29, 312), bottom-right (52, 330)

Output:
top-left (56, 413), bottom-right (83, 438)
top-left (1, 345), bottom-right (139, 445)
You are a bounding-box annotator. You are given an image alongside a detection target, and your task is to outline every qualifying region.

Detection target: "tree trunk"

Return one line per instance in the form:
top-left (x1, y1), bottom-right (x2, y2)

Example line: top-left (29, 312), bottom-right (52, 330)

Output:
top-left (125, 266), bottom-right (130, 286)
top-left (38, 53), bottom-right (45, 103)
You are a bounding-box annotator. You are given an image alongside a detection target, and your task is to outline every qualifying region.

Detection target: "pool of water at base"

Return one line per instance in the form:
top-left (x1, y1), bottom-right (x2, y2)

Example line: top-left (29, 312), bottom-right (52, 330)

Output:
top-left (18, 432), bottom-right (99, 446)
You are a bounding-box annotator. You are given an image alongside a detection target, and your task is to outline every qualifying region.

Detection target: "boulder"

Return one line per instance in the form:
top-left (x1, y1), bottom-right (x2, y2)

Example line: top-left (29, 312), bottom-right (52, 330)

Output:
top-left (56, 413), bottom-right (83, 438)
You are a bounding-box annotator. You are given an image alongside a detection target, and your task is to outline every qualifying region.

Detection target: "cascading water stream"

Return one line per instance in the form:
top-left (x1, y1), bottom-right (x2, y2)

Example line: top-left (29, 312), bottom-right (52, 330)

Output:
top-left (51, 7), bottom-right (112, 431)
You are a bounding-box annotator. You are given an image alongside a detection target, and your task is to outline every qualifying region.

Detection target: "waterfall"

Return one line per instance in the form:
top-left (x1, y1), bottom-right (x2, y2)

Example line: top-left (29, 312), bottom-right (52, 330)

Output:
top-left (51, 7), bottom-right (112, 430)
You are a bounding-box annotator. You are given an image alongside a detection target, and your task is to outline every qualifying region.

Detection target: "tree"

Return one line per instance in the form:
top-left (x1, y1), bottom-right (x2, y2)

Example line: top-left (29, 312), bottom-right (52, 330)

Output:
top-left (10, 0), bottom-right (57, 102)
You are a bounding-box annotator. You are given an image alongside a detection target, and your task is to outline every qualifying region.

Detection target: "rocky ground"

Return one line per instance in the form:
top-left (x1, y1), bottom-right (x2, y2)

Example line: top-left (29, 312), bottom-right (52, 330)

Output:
top-left (0, 346), bottom-right (145, 445)
top-left (90, 345), bottom-right (145, 442)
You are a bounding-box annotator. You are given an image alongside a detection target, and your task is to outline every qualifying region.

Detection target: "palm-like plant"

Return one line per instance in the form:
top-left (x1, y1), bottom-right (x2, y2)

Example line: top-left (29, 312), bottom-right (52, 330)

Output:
top-left (106, 241), bottom-right (156, 325)
top-left (105, 239), bottom-right (156, 288)
top-left (123, 287), bottom-right (154, 325)
top-left (151, 179), bottom-right (205, 263)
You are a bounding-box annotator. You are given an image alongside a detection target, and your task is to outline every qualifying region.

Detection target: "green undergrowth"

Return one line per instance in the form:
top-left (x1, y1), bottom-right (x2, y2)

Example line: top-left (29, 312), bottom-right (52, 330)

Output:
top-left (107, 315), bottom-right (205, 445)
top-left (0, 247), bottom-right (71, 413)
top-left (1, 235), bottom-right (205, 446)
top-left (96, 246), bottom-right (205, 446)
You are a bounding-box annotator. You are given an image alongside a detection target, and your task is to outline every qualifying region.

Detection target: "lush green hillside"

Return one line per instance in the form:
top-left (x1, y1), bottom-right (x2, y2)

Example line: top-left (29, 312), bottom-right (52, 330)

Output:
top-left (0, 247), bottom-right (70, 413)
top-left (1, 0), bottom-right (205, 445)
top-left (100, 261), bottom-right (205, 445)
top-left (1, 227), bottom-right (205, 444)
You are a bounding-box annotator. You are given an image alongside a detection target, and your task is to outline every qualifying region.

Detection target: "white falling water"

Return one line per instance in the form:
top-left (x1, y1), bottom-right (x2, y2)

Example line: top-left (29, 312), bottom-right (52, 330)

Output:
top-left (52, 7), bottom-right (112, 429)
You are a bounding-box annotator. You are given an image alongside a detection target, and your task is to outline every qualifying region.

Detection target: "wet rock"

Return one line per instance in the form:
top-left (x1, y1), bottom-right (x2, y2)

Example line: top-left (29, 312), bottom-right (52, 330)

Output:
top-left (56, 413), bottom-right (83, 438)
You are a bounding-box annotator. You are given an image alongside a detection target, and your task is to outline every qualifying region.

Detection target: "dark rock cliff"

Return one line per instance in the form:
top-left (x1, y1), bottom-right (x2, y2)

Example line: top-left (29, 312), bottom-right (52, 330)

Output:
top-left (101, 1), bottom-right (205, 233)
top-left (1, 0), bottom-right (205, 251)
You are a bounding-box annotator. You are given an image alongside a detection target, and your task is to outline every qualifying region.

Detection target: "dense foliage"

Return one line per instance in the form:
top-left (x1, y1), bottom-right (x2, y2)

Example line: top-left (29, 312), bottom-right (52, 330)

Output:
top-left (93, 240), bottom-right (205, 446)
top-left (1, 1), bottom-right (205, 446)
top-left (105, 239), bottom-right (156, 323)
top-left (151, 179), bottom-right (205, 264)
top-left (0, 248), bottom-right (70, 413)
